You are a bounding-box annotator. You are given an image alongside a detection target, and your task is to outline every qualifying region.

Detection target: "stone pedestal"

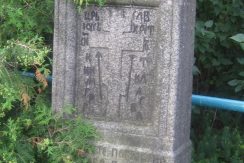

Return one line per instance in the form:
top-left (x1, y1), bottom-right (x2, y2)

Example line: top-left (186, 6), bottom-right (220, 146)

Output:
top-left (52, 0), bottom-right (196, 162)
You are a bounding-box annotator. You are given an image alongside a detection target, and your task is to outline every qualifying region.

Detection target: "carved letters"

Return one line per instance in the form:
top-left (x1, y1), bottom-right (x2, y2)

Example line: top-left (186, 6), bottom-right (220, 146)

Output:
top-left (78, 7), bottom-right (156, 124)
top-left (91, 146), bottom-right (165, 163)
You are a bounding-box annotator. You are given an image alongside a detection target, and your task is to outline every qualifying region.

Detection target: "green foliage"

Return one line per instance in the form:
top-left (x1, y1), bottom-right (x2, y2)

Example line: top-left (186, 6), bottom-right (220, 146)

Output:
top-left (0, 0), bottom-right (54, 46)
top-left (0, 36), bottom-right (50, 68)
top-left (44, 112), bottom-right (98, 163)
top-left (194, 0), bottom-right (244, 97)
top-left (191, 107), bottom-right (244, 163)
top-left (0, 44), bottom-right (98, 162)
top-left (192, 0), bottom-right (244, 162)
top-left (0, 95), bottom-right (98, 162)
top-left (230, 33), bottom-right (244, 50)
top-left (0, 0), bottom-right (98, 162)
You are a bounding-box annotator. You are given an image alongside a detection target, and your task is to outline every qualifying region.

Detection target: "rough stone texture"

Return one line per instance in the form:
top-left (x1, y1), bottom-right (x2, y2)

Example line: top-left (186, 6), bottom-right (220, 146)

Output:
top-left (52, 0), bottom-right (196, 162)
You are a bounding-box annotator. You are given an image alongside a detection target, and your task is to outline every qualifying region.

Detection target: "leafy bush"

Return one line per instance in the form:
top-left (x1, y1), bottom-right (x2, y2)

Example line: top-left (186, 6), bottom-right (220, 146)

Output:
top-left (0, 36), bottom-right (98, 163)
top-left (0, 0), bottom-right (98, 162)
top-left (191, 107), bottom-right (243, 163)
top-left (0, 0), bottom-right (53, 46)
top-left (194, 0), bottom-right (244, 97)
top-left (192, 0), bottom-right (244, 162)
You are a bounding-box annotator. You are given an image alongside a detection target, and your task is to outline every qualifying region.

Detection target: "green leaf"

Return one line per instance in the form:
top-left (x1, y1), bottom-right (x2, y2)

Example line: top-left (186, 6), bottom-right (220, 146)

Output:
top-left (235, 85), bottom-right (243, 93)
top-left (237, 58), bottom-right (244, 65)
top-left (220, 58), bottom-right (233, 65)
top-left (230, 33), bottom-right (244, 43)
top-left (212, 59), bottom-right (220, 66)
top-left (228, 79), bottom-right (239, 86)
top-left (205, 31), bottom-right (216, 39)
top-left (204, 20), bottom-right (214, 28)
top-left (238, 72), bottom-right (244, 77)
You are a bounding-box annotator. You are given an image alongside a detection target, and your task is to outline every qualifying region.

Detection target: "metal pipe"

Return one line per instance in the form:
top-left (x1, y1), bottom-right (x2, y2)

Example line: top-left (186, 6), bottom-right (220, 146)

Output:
top-left (21, 71), bottom-right (52, 82)
top-left (20, 72), bottom-right (244, 113)
top-left (192, 95), bottom-right (244, 113)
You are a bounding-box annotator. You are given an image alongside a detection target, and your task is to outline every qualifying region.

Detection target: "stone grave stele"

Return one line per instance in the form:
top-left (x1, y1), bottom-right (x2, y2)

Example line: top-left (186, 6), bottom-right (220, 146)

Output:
top-left (52, 0), bottom-right (196, 162)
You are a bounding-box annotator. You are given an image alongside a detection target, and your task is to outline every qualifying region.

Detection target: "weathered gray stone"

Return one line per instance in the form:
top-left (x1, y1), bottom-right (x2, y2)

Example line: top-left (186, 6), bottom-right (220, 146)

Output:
top-left (52, 0), bottom-right (196, 162)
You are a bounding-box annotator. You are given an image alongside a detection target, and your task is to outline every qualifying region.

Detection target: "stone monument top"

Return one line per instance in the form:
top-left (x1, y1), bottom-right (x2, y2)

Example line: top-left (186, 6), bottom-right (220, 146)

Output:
top-left (52, 0), bottom-right (196, 162)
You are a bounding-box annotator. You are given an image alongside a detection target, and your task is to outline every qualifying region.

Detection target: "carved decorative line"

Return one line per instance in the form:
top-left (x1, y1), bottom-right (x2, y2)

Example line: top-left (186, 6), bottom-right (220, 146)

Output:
top-left (102, 30), bottom-right (110, 33)
top-left (119, 51), bottom-right (123, 78)
top-left (126, 54), bottom-right (136, 101)
top-left (119, 49), bottom-right (144, 78)
top-left (118, 94), bottom-right (126, 119)
top-left (90, 47), bottom-right (109, 50)
top-left (96, 51), bottom-right (103, 100)
top-left (122, 49), bottom-right (144, 53)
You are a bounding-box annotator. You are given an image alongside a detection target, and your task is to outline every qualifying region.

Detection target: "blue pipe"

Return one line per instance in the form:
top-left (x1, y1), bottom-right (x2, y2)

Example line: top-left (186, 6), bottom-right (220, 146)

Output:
top-left (192, 95), bottom-right (244, 113)
top-left (21, 71), bottom-right (52, 82)
top-left (21, 72), bottom-right (244, 113)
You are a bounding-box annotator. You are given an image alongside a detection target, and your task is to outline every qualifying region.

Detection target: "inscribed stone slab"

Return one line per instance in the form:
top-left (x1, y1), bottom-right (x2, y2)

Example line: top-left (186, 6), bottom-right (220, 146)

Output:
top-left (52, 0), bottom-right (196, 162)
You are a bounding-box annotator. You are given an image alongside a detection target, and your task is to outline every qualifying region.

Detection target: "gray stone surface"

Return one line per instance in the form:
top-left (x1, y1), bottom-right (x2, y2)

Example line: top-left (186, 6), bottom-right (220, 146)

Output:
top-left (52, 0), bottom-right (196, 162)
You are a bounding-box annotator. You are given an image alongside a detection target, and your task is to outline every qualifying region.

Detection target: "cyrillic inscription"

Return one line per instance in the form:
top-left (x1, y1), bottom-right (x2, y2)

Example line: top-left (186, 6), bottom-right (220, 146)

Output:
top-left (77, 7), bottom-right (157, 125)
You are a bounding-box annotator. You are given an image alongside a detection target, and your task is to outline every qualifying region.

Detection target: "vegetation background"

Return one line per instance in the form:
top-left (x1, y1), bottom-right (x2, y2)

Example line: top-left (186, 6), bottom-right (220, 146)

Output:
top-left (0, 0), bottom-right (243, 162)
top-left (192, 0), bottom-right (243, 162)
top-left (0, 0), bottom-right (98, 162)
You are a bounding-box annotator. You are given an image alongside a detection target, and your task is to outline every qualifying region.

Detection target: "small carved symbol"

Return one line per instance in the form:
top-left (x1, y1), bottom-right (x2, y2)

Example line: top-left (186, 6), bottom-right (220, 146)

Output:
top-left (139, 96), bottom-right (145, 105)
top-left (135, 87), bottom-right (142, 97)
top-left (81, 32), bottom-right (89, 46)
top-left (85, 53), bottom-right (92, 62)
top-left (85, 10), bottom-right (99, 21)
top-left (143, 37), bottom-right (150, 51)
top-left (84, 66), bottom-right (95, 75)
top-left (135, 73), bottom-right (147, 84)
top-left (144, 11), bottom-right (150, 22)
